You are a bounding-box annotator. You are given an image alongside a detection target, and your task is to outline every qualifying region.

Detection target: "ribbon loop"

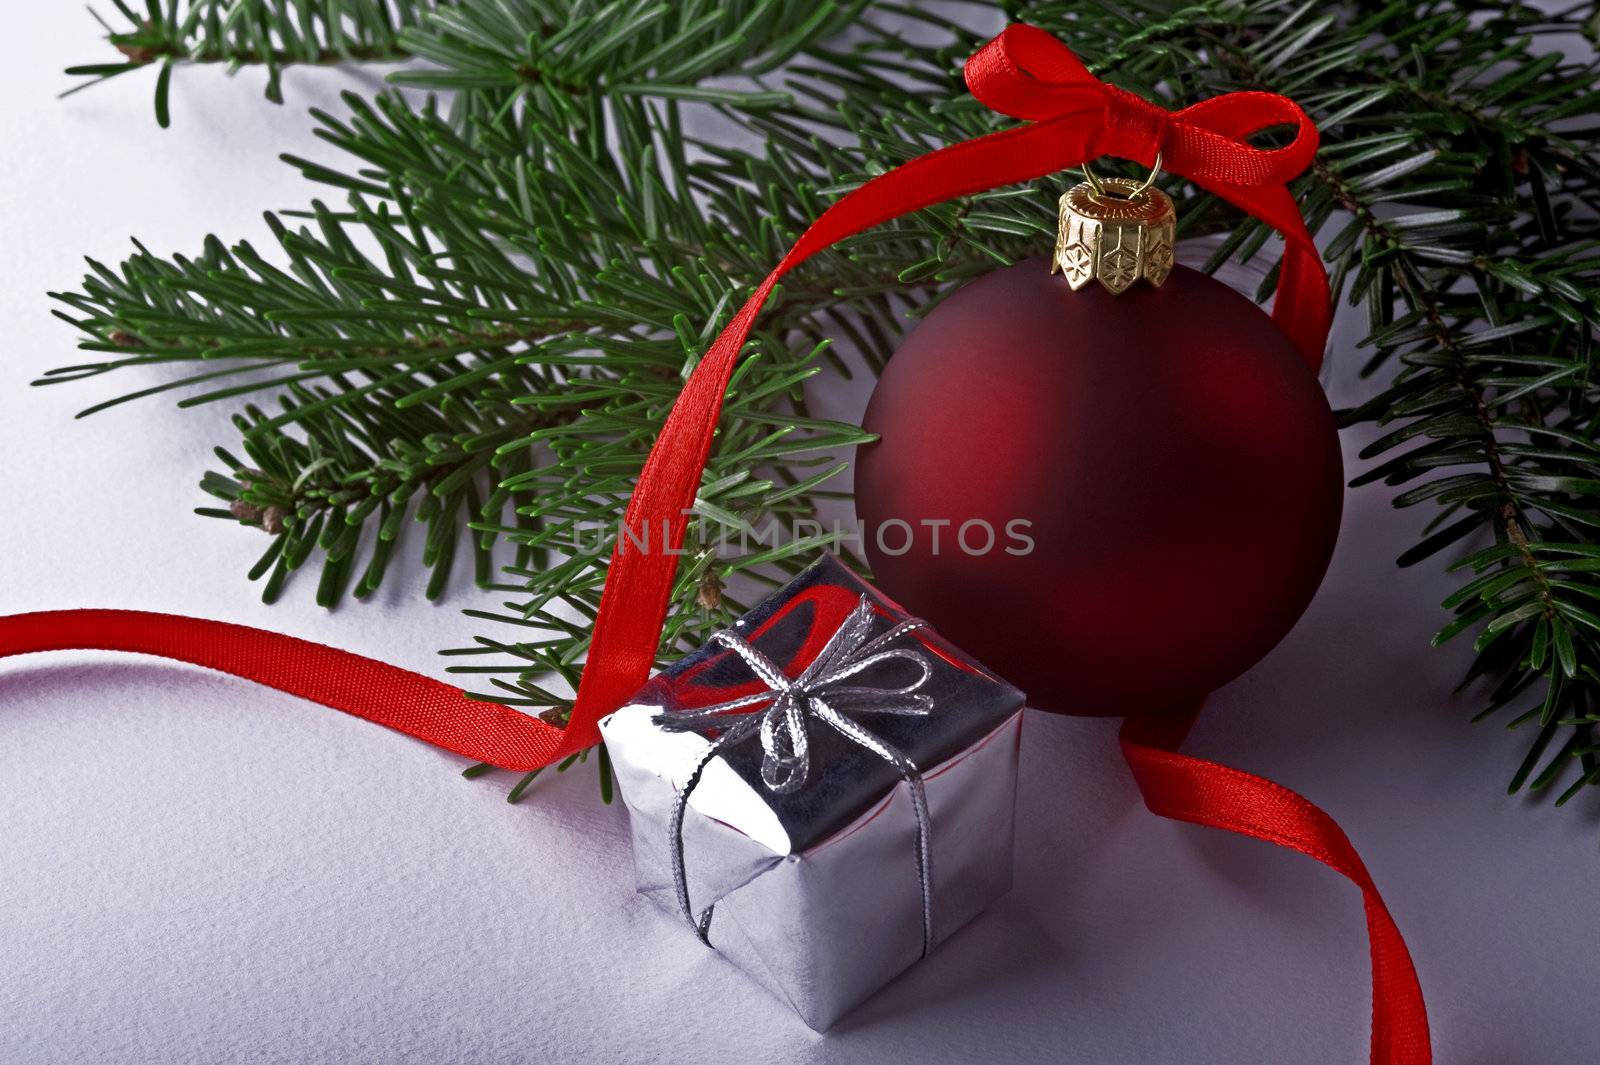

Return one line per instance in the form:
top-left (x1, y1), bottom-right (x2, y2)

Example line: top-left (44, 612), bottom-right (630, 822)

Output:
top-left (657, 596), bottom-right (934, 793)
top-left (1169, 92), bottom-right (1320, 186)
top-left (964, 22), bottom-right (1103, 120)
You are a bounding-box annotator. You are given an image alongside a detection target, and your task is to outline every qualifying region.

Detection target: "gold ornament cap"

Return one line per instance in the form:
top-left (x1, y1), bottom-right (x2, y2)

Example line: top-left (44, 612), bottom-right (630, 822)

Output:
top-left (1052, 177), bottom-right (1176, 294)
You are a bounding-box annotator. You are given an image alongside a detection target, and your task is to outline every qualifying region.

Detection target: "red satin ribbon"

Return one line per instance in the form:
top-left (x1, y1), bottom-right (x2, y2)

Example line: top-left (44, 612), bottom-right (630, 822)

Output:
top-left (0, 24), bottom-right (1428, 1064)
top-left (0, 609), bottom-right (566, 770)
top-left (1121, 710), bottom-right (1430, 1063)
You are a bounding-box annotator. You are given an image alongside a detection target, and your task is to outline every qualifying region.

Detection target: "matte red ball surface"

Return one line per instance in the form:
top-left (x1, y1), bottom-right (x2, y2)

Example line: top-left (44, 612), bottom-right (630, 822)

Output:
top-left (854, 260), bottom-right (1344, 716)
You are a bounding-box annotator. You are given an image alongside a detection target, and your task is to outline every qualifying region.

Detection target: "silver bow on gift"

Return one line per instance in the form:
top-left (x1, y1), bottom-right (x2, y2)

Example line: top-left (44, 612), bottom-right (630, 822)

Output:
top-left (654, 594), bottom-right (940, 955)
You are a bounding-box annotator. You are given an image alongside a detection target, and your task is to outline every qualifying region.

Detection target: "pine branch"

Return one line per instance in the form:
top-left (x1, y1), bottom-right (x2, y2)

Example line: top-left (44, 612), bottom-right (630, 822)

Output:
top-left (66, 0), bottom-right (436, 123)
top-left (1306, 5), bottom-right (1600, 806)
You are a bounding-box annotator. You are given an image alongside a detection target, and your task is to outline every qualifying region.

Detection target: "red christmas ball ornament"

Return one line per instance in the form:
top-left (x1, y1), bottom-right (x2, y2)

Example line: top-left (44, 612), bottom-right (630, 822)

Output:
top-left (854, 178), bottom-right (1343, 716)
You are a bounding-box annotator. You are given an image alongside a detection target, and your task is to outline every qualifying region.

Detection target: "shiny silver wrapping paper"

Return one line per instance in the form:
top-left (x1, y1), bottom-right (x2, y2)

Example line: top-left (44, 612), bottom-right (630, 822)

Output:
top-left (599, 557), bottom-right (1025, 1030)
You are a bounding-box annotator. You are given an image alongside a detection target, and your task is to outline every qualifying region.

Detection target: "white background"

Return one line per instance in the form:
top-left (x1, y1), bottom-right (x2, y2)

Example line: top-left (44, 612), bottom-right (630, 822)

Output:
top-left (2, 7), bottom-right (1596, 1063)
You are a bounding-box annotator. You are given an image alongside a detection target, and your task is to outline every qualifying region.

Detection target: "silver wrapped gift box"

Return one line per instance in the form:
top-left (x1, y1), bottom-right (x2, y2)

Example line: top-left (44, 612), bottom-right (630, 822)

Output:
top-left (599, 556), bottom-right (1025, 1030)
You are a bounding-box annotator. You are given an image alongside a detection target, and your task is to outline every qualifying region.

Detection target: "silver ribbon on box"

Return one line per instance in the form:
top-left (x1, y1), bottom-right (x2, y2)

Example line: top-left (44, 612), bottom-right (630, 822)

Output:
top-left (653, 594), bottom-right (940, 955)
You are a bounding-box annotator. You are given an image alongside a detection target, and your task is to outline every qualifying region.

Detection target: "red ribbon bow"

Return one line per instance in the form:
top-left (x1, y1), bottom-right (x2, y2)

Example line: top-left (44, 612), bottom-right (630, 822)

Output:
top-left (964, 24), bottom-right (1330, 367)
top-left (0, 25), bottom-right (1426, 1064)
